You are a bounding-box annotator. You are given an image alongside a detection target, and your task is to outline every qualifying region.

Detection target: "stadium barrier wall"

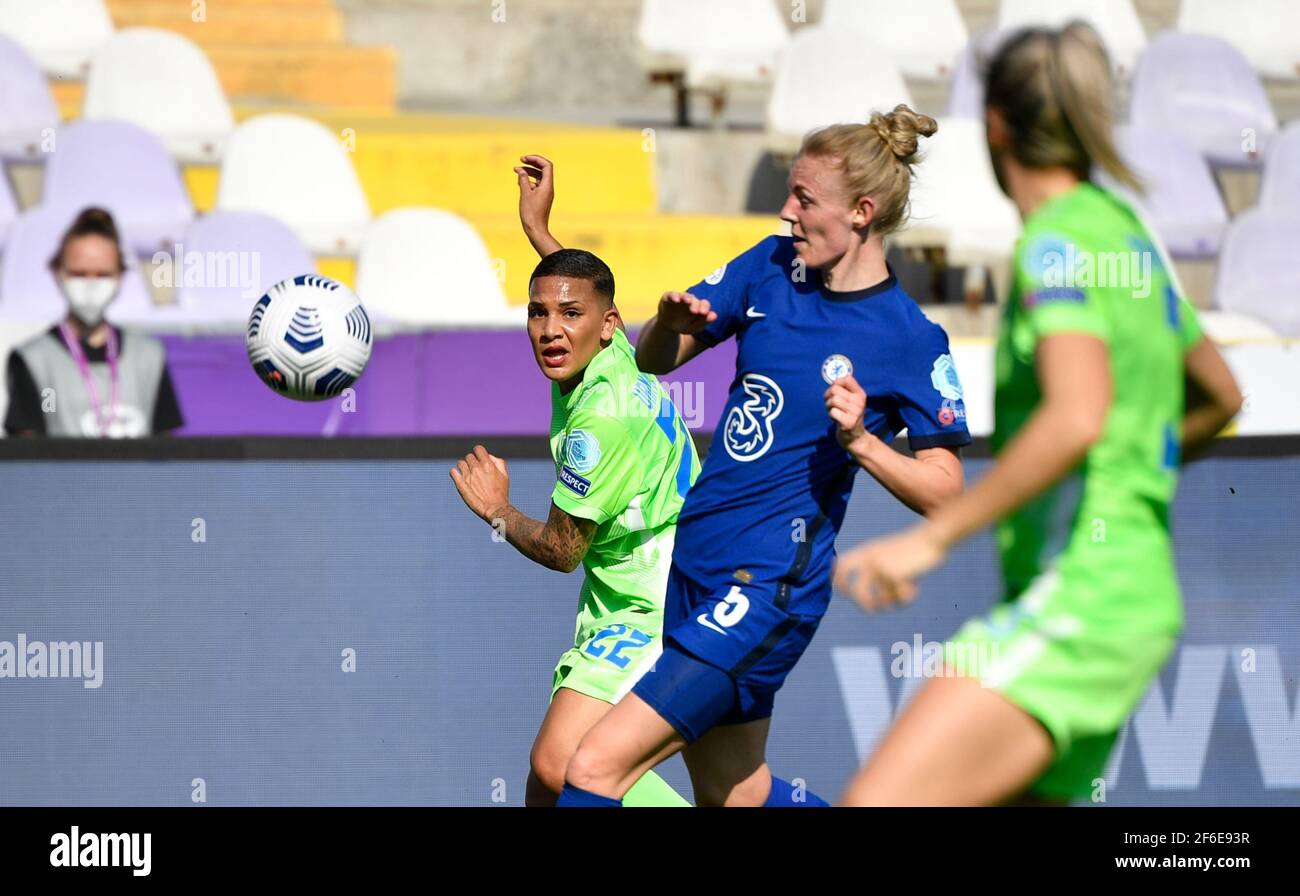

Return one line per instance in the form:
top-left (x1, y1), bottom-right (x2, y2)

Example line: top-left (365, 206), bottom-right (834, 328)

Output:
top-left (1, 437), bottom-right (1296, 806)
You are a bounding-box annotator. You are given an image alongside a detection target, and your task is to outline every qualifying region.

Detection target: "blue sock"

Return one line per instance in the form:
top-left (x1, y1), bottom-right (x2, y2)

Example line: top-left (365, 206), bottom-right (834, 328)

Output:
top-left (556, 783), bottom-right (622, 807)
top-left (764, 776), bottom-right (829, 807)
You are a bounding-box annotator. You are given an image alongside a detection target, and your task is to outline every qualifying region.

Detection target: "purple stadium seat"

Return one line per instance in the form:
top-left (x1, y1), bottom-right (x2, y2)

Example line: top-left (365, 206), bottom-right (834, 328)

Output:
top-left (0, 33), bottom-right (58, 161)
top-left (172, 211), bottom-right (317, 324)
top-left (42, 119), bottom-right (194, 257)
top-left (1214, 209), bottom-right (1300, 337)
top-left (946, 30), bottom-right (1011, 119)
top-left (0, 204), bottom-right (154, 324)
top-left (1130, 32), bottom-right (1277, 168)
top-left (1100, 125), bottom-right (1228, 259)
top-left (0, 167), bottom-right (16, 249)
top-left (1259, 121), bottom-right (1300, 213)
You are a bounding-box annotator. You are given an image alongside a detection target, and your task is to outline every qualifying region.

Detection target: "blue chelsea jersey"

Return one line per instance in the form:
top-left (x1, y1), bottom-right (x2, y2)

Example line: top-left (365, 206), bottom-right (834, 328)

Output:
top-left (672, 235), bottom-right (972, 595)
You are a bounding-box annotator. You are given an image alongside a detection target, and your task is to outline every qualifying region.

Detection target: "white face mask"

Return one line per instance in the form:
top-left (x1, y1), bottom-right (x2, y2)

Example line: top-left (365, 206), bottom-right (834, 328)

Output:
top-left (62, 276), bottom-right (120, 326)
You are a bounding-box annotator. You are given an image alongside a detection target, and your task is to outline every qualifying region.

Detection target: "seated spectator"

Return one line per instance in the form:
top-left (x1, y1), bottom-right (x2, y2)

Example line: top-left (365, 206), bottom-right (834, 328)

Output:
top-left (4, 207), bottom-right (183, 437)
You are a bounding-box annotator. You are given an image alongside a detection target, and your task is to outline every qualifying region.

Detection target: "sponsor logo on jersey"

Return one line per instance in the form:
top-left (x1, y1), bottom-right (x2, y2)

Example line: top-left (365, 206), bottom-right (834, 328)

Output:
top-left (562, 429), bottom-right (601, 474)
top-left (821, 354), bottom-right (853, 384)
top-left (937, 398), bottom-right (966, 426)
top-left (723, 373), bottom-right (784, 462)
top-left (558, 465), bottom-right (592, 496)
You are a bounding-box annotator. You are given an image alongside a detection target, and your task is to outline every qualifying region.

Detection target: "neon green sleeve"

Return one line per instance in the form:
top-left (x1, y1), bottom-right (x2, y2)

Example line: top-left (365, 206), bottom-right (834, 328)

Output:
top-left (1016, 232), bottom-right (1114, 345)
top-left (550, 409), bottom-right (641, 525)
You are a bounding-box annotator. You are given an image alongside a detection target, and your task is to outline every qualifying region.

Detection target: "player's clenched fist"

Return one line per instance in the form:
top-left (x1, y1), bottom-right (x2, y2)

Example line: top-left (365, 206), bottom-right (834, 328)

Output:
top-left (450, 444), bottom-right (510, 522)
top-left (656, 291), bottom-right (717, 335)
top-left (825, 374), bottom-right (868, 449)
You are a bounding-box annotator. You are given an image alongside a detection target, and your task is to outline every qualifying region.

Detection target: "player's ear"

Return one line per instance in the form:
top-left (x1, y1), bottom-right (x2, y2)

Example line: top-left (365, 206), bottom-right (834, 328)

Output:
top-left (986, 106), bottom-right (1010, 149)
top-left (601, 303), bottom-right (620, 342)
top-left (853, 194), bottom-right (876, 232)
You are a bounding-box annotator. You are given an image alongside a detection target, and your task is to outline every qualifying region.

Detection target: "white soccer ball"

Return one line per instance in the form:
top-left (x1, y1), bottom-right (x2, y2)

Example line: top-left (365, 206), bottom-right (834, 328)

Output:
top-left (246, 275), bottom-right (373, 402)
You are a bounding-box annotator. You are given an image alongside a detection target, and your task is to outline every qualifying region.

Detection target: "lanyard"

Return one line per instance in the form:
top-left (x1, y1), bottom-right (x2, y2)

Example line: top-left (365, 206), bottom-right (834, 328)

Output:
top-left (58, 321), bottom-right (119, 437)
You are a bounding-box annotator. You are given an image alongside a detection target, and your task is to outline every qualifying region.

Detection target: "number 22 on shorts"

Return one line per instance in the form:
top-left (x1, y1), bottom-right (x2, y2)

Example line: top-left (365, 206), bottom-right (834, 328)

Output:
top-left (697, 585), bottom-right (750, 636)
top-left (584, 623), bottom-right (651, 669)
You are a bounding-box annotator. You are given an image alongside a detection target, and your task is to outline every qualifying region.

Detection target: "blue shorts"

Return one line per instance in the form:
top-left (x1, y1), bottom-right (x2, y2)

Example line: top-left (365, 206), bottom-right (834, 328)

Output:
top-left (630, 564), bottom-right (826, 742)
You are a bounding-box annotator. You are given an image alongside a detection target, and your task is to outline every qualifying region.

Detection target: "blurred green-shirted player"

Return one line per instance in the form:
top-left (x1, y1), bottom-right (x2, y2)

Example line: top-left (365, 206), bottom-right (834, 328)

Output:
top-left (835, 23), bottom-right (1243, 805)
top-left (451, 227), bottom-right (696, 807)
top-left (951, 181), bottom-right (1204, 798)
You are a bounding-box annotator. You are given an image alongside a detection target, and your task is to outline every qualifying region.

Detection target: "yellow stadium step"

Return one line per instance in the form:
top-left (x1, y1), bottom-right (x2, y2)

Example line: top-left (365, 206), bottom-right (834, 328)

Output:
top-left (468, 213), bottom-right (779, 321)
top-left (50, 80), bottom-right (83, 120)
top-left (161, 214), bottom-right (774, 325)
top-left (182, 109), bottom-right (657, 218)
top-left (106, 1), bottom-right (344, 45)
top-left (50, 47), bottom-right (396, 116)
top-left (204, 44), bottom-right (396, 109)
top-left (110, 0), bottom-right (333, 7)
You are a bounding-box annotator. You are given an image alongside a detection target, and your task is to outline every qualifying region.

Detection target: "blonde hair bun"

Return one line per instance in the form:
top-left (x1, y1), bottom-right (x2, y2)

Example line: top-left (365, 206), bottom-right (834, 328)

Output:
top-left (868, 104), bottom-right (938, 162)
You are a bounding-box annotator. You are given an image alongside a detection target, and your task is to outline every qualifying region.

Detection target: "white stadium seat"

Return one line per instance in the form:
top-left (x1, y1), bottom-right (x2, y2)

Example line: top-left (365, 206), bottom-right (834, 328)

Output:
top-left (996, 0), bottom-right (1147, 77)
top-left (216, 114), bottom-right (372, 256)
top-left (637, 0), bottom-right (789, 90)
top-left (766, 26), bottom-right (912, 155)
top-left (1197, 310), bottom-right (1280, 342)
top-left (83, 28), bottom-right (234, 164)
top-left (0, 0), bottom-right (113, 78)
top-left (897, 117), bottom-right (1021, 264)
top-left (355, 208), bottom-right (517, 328)
top-left (1178, 0), bottom-right (1300, 81)
top-left (822, 0), bottom-right (968, 80)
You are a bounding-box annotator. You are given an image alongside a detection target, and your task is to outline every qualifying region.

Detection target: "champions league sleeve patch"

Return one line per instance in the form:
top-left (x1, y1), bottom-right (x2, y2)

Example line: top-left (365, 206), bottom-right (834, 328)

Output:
top-left (562, 429), bottom-right (601, 474)
top-left (558, 465), bottom-right (592, 496)
top-left (930, 353), bottom-right (964, 401)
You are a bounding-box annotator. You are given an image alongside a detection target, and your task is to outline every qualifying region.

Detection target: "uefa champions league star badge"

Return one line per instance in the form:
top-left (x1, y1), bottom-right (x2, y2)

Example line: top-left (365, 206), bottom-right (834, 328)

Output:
top-left (822, 354), bottom-right (853, 384)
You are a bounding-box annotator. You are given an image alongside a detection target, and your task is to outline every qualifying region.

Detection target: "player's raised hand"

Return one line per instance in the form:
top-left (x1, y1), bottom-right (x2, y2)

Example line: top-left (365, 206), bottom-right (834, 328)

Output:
top-left (825, 374), bottom-right (868, 449)
top-left (515, 154), bottom-right (555, 237)
top-left (656, 291), bottom-right (717, 335)
top-left (833, 525), bottom-right (947, 612)
top-left (450, 444), bottom-right (511, 522)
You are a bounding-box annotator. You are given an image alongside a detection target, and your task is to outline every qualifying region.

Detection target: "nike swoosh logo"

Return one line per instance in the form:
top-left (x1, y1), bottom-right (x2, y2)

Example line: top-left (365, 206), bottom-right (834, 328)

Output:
top-left (697, 613), bottom-right (728, 636)
top-left (746, 307), bottom-right (766, 318)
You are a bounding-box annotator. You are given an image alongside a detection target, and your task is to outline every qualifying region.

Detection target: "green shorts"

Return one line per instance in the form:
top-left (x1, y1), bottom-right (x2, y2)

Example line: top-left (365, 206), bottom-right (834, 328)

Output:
top-left (948, 565), bottom-right (1180, 801)
top-left (551, 611), bottom-right (663, 705)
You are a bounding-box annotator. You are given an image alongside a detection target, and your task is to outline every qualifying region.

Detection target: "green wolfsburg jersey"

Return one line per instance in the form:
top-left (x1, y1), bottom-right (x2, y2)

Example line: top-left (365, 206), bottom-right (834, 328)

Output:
top-left (995, 183), bottom-right (1204, 611)
top-left (549, 328), bottom-right (699, 636)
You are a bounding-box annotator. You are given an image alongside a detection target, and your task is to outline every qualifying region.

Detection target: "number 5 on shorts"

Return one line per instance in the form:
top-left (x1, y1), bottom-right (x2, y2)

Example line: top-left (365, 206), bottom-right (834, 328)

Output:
top-left (697, 585), bottom-right (750, 635)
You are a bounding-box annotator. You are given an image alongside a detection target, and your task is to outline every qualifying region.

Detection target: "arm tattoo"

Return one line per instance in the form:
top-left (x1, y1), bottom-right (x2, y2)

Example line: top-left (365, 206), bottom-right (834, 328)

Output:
top-left (492, 502), bottom-right (596, 572)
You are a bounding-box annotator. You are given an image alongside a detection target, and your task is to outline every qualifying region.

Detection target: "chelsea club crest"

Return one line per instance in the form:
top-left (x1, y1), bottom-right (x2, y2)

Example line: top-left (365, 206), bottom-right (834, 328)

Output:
top-left (821, 354), bottom-right (853, 385)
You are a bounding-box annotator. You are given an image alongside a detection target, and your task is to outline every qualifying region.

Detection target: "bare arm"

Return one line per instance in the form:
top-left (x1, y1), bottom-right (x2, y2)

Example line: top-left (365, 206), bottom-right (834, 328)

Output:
top-left (491, 502), bottom-right (597, 573)
top-left (1181, 337), bottom-right (1243, 461)
top-left (926, 333), bottom-right (1111, 547)
top-left (515, 154), bottom-right (564, 258)
top-left (826, 374), bottom-right (964, 514)
top-left (833, 333), bottom-right (1113, 609)
top-left (848, 440), bottom-right (964, 515)
top-left (449, 445), bottom-right (595, 572)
